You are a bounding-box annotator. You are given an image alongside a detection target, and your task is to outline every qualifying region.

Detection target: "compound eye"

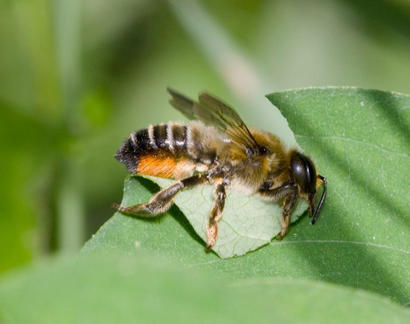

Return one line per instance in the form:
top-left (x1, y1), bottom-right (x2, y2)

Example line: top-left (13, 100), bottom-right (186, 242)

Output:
top-left (291, 153), bottom-right (317, 194)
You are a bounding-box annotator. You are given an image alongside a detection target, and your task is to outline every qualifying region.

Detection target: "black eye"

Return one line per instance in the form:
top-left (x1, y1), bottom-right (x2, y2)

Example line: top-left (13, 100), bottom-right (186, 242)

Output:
top-left (259, 146), bottom-right (268, 155)
top-left (291, 152), bottom-right (317, 194)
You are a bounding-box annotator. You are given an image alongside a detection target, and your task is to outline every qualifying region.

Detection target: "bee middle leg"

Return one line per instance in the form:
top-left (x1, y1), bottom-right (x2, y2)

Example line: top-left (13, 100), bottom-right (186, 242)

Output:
top-left (279, 192), bottom-right (298, 239)
top-left (206, 181), bottom-right (226, 249)
top-left (113, 174), bottom-right (208, 217)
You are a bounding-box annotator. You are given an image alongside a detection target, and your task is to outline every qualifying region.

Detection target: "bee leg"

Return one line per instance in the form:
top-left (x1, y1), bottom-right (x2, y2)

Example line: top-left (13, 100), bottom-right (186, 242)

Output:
top-left (279, 192), bottom-right (298, 239)
top-left (113, 174), bottom-right (208, 217)
top-left (206, 182), bottom-right (226, 249)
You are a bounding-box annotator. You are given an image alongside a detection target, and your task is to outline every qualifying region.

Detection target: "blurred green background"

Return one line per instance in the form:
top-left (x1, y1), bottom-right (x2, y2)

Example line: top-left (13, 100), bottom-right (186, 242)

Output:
top-left (1, 0), bottom-right (410, 274)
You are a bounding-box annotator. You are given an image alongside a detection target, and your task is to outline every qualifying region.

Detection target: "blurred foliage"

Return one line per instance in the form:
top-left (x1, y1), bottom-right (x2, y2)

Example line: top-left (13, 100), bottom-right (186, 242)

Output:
top-left (0, 0), bottom-right (410, 274)
top-left (1, 251), bottom-right (409, 324)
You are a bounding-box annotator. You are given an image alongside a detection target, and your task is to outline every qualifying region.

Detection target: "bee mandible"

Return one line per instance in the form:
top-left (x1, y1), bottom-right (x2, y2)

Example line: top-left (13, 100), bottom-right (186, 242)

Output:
top-left (113, 88), bottom-right (327, 249)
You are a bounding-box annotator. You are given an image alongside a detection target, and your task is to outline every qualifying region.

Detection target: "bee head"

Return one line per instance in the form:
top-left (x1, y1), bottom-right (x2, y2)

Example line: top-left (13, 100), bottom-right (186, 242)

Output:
top-left (290, 151), bottom-right (327, 224)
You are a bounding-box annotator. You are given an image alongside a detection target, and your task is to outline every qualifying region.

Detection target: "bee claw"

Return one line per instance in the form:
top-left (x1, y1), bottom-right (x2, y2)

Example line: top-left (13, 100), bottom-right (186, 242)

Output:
top-left (112, 202), bottom-right (121, 210)
top-left (112, 202), bottom-right (153, 216)
top-left (206, 239), bottom-right (216, 250)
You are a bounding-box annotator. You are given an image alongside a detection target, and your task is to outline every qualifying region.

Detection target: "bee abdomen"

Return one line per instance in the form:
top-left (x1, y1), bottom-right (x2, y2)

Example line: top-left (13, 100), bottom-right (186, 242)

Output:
top-left (115, 123), bottom-right (188, 173)
top-left (152, 123), bottom-right (188, 152)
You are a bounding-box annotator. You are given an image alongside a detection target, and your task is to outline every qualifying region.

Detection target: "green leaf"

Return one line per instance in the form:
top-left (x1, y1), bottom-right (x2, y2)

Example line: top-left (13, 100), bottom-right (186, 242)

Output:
top-left (266, 87), bottom-right (410, 302)
top-left (85, 87), bottom-right (410, 305)
top-left (0, 251), bottom-right (409, 324)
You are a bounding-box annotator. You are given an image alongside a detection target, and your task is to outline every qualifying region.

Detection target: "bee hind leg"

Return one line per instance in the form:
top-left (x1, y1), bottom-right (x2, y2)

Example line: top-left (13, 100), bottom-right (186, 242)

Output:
top-left (206, 181), bottom-right (226, 249)
top-left (113, 174), bottom-right (208, 217)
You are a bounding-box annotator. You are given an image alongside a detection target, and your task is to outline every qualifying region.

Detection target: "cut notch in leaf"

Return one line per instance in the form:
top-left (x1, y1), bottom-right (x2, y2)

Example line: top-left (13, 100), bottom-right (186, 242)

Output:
top-left (122, 175), bottom-right (308, 258)
top-left (113, 88), bottom-right (309, 258)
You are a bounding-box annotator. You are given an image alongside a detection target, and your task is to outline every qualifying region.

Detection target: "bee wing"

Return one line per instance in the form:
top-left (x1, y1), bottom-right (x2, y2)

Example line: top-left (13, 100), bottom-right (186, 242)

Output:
top-left (167, 87), bottom-right (197, 120)
top-left (197, 92), bottom-right (260, 150)
top-left (168, 88), bottom-right (260, 152)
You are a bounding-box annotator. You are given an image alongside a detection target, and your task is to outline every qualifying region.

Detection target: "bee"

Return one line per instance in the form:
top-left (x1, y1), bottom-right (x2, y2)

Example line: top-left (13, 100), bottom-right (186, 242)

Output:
top-left (113, 88), bottom-right (327, 249)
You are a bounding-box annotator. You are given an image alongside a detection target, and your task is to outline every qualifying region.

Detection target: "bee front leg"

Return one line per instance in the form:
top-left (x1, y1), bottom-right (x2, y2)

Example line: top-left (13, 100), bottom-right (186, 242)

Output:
top-left (279, 192), bottom-right (298, 239)
top-left (206, 181), bottom-right (226, 249)
top-left (113, 174), bottom-right (208, 217)
top-left (259, 182), bottom-right (298, 239)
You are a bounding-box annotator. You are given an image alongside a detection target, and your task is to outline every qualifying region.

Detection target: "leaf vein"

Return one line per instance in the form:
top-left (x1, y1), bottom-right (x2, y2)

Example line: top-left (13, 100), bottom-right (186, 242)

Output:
top-left (296, 134), bottom-right (410, 159)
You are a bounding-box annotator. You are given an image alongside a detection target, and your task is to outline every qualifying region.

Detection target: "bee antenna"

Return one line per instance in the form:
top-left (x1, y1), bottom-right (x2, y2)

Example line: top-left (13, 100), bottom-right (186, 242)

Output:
top-left (311, 175), bottom-right (327, 225)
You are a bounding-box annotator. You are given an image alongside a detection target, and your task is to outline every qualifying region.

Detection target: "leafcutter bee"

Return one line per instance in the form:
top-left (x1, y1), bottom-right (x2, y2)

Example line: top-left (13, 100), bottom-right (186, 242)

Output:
top-left (113, 88), bottom-right (327, 248)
